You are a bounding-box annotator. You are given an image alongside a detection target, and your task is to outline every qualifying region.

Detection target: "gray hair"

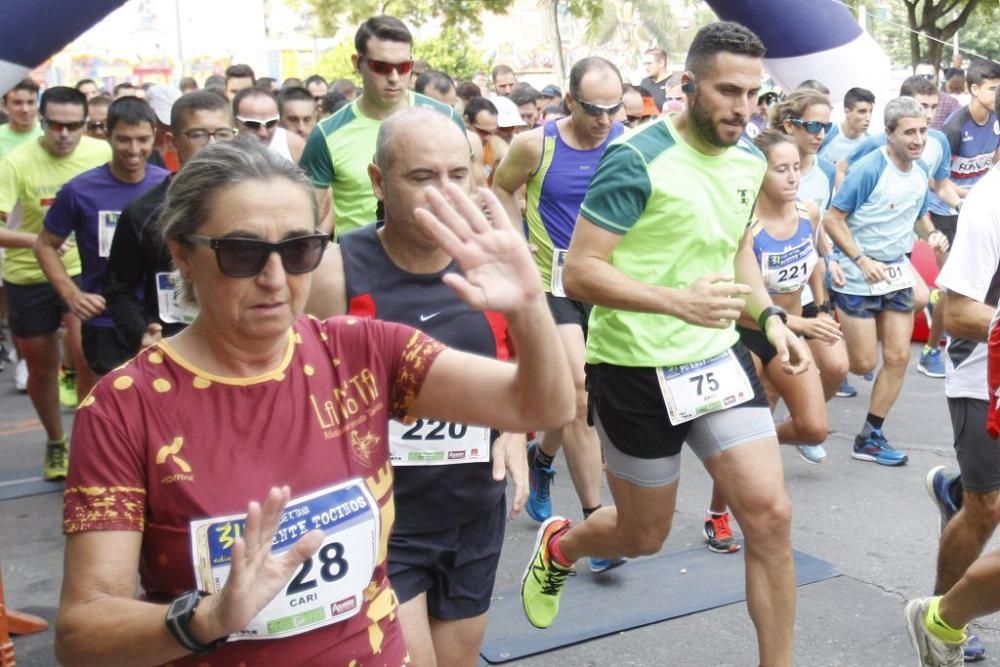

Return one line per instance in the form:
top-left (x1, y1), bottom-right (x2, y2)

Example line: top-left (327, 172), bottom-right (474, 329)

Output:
top-left (884, 96), bottom-right (926, 132)
top-left (161, 137), bottom-right (319, 306)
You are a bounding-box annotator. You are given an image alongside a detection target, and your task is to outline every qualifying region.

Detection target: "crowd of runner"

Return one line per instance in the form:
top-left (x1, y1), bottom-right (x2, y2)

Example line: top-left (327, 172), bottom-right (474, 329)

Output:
top-left (1, 13), bottom-right (1000, 667)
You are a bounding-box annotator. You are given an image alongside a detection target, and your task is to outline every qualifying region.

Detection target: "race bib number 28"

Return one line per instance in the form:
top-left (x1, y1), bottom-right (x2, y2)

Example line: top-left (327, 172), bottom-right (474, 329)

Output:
top-left (190, 480), bottom-right (379, 641)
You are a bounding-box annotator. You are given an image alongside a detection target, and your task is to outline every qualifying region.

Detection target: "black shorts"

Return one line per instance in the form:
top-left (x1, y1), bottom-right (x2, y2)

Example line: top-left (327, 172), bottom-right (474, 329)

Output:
top-left (948, 397), bottom-right (1000, 493)
top-left (546, 292), bottom-right (591, 331)
top-left (387, 495), bottom-right (506, 620)
top-left (81, 325), bottom-right (134, 376)
top-left (5, 278), bottom-right (77, 337)
top-left (736, 325), bottom-right (777, 365)
top-left (585, 342), bottom-right (768, 460)
top-left (931, 212), bottom-right (958, 246)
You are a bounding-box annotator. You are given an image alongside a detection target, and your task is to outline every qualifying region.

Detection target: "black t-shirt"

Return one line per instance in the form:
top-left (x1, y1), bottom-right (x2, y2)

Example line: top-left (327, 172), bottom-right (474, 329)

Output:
top-left (639, 73), bottom-right (681, 111)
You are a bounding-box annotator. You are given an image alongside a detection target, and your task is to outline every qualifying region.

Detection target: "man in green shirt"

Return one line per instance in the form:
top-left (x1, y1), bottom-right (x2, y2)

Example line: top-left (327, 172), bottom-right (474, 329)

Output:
top-left (299, 15), bottom-right (464, 237)
top-left (0, 86), bottom-right (110, 480)
top-left (519, 22), bottom-right (808, 667)
top-left (0, 78), bottom-right (42, 157)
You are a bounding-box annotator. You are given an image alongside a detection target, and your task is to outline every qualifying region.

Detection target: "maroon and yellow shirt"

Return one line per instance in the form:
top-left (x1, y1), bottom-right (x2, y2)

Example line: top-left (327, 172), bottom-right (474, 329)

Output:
top-left (64, 314), bottom-right (445, 666)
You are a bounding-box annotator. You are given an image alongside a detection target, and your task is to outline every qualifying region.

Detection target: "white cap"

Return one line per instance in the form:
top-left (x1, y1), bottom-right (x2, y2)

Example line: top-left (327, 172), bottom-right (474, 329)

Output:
top-left (490, 95), bottom-right (526, 128)
top-left (146, 84), bottom-right (181, 126)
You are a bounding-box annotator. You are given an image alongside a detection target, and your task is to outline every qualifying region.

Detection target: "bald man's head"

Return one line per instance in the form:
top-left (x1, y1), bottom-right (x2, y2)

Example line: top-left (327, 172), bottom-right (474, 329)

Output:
top-left (374, 107), bottom-right (467, 172)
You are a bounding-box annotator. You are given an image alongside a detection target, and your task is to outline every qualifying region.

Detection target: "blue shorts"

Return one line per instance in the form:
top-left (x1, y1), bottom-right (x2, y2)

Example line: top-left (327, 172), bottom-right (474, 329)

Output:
top-left (830, 287), bottom-right (914, 319)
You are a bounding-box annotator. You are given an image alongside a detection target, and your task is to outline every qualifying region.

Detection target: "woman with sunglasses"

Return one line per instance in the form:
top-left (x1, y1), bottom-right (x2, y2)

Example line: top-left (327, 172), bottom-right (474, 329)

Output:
top-left (770, 89), bottom-right (851, 403)
top-left (55, 139), bottom-right (574, 666)
top-left (704, 130), bottom-right (841, 551)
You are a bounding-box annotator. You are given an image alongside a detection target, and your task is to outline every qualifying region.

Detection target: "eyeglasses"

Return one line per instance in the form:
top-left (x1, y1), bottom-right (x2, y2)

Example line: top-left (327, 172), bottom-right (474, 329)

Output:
top-left (86, 121), bottom-right (105, 131)
top-left (664, 96), bottom-right (684, 103)
top-left (185, 233), bottom-right (329, 278)
top-left (236, 115), bottom-right (280, 131)
top-left (575, 97), bottom-right (624, 117)
top-left (789, 118), bottom-right (833, 135)
top-left (41, 117), bottom-right (86, 132)
top-left (182, 128), bottom-right (236, 145)
top-left (361, 56), bottom-right (414, 76)
top-left (472, 123), bottom-right (497, 135)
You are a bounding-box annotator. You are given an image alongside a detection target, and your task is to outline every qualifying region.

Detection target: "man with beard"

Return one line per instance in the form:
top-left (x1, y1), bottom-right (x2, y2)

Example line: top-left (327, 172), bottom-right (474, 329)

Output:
top-left (518, 22), bottom-right (807, 667)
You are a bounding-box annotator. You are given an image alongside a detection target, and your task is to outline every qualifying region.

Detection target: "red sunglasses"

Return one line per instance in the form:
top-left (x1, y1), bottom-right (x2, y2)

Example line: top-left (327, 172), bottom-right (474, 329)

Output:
top-left (362, 56), bottom-right (414, 76)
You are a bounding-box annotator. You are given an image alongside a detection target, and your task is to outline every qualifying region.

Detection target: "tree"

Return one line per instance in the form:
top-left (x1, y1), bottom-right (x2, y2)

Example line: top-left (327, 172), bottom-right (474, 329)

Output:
top-left (315, 40), bottom-right (358, 82)
top-left (900, 0), bottom-right (985, 70)
top-left (414, 31), bottom-right (492, 81)
top-left (300, 0), bottom-right (516, 35)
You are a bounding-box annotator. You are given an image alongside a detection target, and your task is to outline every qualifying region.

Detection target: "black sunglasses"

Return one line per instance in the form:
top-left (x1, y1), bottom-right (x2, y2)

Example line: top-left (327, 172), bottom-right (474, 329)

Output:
top-left (575, 97), bottom-right (624, 117)
top-left (86, 121), bottom-right (105, 131)
top-left (236, 115), bottom-right (280, 131)
top-left (41, 117), bottom-right (86, 132)
top-left (789, 118), bottom-right (833, 135)
top-left (185, 233), bottom-right (329, 278)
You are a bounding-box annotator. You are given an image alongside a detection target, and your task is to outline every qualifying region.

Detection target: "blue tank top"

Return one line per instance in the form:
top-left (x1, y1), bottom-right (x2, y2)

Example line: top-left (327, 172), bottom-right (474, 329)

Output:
top-left (749, 204), bottom-right (817, 294)
top-left (339, 224), bottom-right (508, 532)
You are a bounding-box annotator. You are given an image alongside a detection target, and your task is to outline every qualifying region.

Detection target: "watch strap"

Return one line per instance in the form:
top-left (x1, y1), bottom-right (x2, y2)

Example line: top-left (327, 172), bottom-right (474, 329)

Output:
top-left (757, 305), bottom-right (787, 331)
top-left (166, 590), bottom-right (226, 655)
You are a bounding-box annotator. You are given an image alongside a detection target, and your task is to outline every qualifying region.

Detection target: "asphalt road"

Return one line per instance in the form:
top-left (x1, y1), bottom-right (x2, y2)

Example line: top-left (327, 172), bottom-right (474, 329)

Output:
top-left (2, 343), bottom-right (997, 666)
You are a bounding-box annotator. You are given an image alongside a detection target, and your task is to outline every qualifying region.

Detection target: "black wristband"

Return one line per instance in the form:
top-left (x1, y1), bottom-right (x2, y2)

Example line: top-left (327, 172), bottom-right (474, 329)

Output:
top-left (817, 302), bottom-right (832, 314)
top-left (165, 590), bottom-right (226, 655)
top-left (757, 305), bottom-right (788, 331)
top-left (851, 252), bottom-right (866, 263)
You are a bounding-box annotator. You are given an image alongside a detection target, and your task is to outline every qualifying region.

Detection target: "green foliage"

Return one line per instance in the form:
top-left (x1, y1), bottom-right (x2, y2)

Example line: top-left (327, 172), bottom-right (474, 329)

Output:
top-left (300, 0), bottom-right (515, 35)
top-left (315, 40), bottom-right (360, 84)
top-left (414, 32), bottom-right (492, 81)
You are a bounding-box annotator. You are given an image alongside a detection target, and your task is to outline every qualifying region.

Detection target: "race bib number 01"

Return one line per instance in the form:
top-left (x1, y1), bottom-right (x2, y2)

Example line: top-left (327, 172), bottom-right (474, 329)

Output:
top-left (550, 249), bottom-right (568, 298)
top-left (656, 350), bottom-right (754, 425)
top-left (388, 419), bottom-right (490, 466)
top-left (761, 240), bottom-right (816, 294)
top-left (97, 210), bottom-right (121, 258)
top-left (190, 480), bottom-right (379, 641)
top-left (156, 272), bottom-right (198, 324)
top-left (868, 258), bottom-right (914, 296)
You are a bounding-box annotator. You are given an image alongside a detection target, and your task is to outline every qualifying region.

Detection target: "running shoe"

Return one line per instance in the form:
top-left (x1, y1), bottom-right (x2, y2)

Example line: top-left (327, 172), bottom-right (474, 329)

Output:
top-left (904, 598), bottom-right (963, 667)
top-left (526, 443), bottom-right (554, 522)
top-left (835, 379), bottom-right (857, 397)
top-left (58, 368), bottom-right (78, 408)
top-left (15, 359), bottom-right (28, 393)
top-left (925, 466), bottom-right (961, 535)
top-left (919, 347), bottom-right (946, 378)
top-left (588, 556), bottom-right (627, 574)
top-left (796, 443), bottom-right (827, 464)
top-left (852, 429), bottom-right (908, 466)
top-left (861, 371), bottom-right (874, 381)
top-left (521, 517), bottom-right (573, 628)
top-left (43, 439), bottom-right (69, 481)
top-left (703, 512), bottom-right (742, 554)
top-left (964, 633), bottom-right (986, 662)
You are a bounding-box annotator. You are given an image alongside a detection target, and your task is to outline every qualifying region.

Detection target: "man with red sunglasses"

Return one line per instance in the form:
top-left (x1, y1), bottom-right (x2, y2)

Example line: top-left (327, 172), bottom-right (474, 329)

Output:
top-left (0, 86), bottom-right (110, 480)
top-left (300, 15), bottom-right (465, 238)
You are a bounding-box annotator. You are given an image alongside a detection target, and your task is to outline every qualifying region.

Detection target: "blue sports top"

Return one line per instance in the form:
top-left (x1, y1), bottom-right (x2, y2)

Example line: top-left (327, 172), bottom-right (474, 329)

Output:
top-left (749, 203), bottom-right (817, 294)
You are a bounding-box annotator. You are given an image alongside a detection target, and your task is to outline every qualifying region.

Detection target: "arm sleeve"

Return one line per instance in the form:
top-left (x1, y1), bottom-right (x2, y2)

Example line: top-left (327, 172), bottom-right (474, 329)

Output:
top-left (103, 203), bottom-right (152, 352)
top-left (831, 153), bottom-right (883, 215)
top-left (386, 324), bottom-right (447, 420)
top-left (42, 182), bottom-right (77, 239)
top-left (299, 125), bottom-right (334, 188)
top-left (578, 143), bottom-right (653, 234)
top-left (64, 383), bottom-right (147, 534)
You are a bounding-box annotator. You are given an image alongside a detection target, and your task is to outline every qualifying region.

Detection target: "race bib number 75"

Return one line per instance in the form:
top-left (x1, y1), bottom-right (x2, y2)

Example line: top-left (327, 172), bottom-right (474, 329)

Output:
top-left (656, 350), bottom-right (754, 425)
top-left (190, 480), bottom-right (379, 641)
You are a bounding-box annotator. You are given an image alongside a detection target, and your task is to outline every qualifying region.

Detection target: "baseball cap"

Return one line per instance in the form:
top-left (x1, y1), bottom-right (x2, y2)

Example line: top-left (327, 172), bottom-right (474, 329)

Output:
top-left (147, 84), bottom-right (181, 126)
top-left (490, 95), bottom-right (526, 128)
top-left (541, 84), bottom-right (562, 98)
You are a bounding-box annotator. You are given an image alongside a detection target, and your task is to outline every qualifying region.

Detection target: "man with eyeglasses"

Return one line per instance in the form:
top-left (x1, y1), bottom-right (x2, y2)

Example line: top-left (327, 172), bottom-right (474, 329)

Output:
top-left (84, 96), bottom-right (111, 141)
top-left (103, 91), bottom-right (235, 359)
top-left (34, 97), bottom-right (168, 400)
top-left (639, 47), bottom-right (680, 112)
top-left (0, 86), bottom-right (110, 480)
top-left (825, 96), bottom-right (948, 466)
top-left (300, 15), bottom-right (464, 237)
top-left (493, 57), bottom-right (625, 575)
top-left (518, 25), bottom-right (808, 667)
top-left (304, 74), bottom-right (329, 107)
top-left (233, 87), bottom-right (304, 164)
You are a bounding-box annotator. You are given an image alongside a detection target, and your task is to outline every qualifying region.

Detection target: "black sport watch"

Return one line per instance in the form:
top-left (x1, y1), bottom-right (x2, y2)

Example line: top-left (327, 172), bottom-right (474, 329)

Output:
top-left (165, 589), bottom-right (227, 655)
top-left (757, 305), bottom-right (788, 331)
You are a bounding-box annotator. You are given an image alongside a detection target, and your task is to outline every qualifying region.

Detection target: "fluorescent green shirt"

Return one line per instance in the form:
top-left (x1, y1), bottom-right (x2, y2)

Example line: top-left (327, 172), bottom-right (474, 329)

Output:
top-left (579, 115), bottom-right (766, 367)
top-left (0, 136), bottom-right (111, 284)
top-left (299, 92), bottom-right (465, 237)
top-left (0, 123), bottom-right (41, 158)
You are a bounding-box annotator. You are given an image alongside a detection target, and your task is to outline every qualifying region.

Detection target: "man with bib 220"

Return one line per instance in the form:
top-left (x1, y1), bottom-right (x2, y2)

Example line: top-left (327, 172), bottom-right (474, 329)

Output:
top-left (305, 107), bottom-right (531, 666)
top-left (825, 96), bottom-right (949, 467)
top-left (492, 56), bottom-right (625, 575)
top-left (518, 22), bottom-right (809, 667)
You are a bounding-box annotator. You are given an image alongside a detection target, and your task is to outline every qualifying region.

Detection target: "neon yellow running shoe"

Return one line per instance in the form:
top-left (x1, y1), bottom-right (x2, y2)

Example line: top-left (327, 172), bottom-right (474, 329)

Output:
top-left (59, 368), bottom-right (78, 408)
top-left (521, 516), bottom-right (573, 629)
top-left (43, 439), bottom-right (69, 480)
